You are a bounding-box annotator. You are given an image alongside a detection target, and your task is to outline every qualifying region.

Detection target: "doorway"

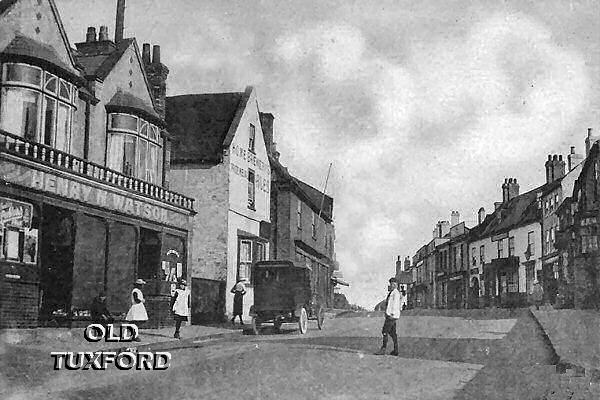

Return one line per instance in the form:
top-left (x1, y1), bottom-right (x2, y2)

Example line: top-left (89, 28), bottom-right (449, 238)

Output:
top-left (39, 205), bottom-right (75, 325)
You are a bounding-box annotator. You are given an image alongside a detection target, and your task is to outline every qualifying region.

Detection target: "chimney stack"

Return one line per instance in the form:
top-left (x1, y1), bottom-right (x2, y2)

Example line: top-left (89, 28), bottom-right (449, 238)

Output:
top-left (478, 207), bottom-right (485, 225)
top-left (545, 155), bottom-right (553, 183)
top-left (404, 256), bottom-right (411, 272)
top-left (555, 155), bottom-right (566, 180)
top-left (98, 26), bottom-right (109, 41)
top-left (142, 43), bottom-right (151, 65)
top-left (86, 26), bottom-right (97, 42)
top-left (259, 112), bottom-right (275, 156)
top-left (115, 0), bottom-right (125, 43)
top-left (568, 146), bottom-right (584, 171)
top-left (396, 256), bottom-right (403, 276)
top-left (585, 127), bottom-right (599, 157)
top-left (502, 178), bottom-right (519, 203)
top-left (450, 211), bottom-right (460, 227)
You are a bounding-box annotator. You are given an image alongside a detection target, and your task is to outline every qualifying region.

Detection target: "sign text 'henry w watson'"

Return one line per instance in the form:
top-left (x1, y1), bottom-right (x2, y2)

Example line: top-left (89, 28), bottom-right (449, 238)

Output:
top-left (0, 161), bottom-right (188, 229)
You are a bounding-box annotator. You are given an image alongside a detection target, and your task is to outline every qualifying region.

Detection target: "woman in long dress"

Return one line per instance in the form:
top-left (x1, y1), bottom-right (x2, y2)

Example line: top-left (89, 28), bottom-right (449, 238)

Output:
top-left (230, 280), bottom-right (246, 325)
top-left (126, 279), bottom-right (148, 341)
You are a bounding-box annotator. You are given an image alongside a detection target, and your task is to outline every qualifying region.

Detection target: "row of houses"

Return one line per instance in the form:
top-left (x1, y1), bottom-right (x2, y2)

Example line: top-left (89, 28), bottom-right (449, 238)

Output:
top-left (0, 0), bottom-right (343, 328)
top-left (398, 129), bottom-right (600, 310)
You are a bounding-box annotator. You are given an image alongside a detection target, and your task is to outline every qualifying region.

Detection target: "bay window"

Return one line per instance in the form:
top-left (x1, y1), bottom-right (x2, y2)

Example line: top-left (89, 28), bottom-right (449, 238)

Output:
top-left (0, 63), bottom-right (75, 152)
top-left (107, 113), bottom-right (163, 183)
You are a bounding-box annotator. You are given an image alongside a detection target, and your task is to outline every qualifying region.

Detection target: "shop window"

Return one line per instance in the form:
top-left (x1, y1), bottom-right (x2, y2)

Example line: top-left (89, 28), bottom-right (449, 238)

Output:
top-left (238, 239), bottom-right (252, 282)
top-left (107, 113), bottom-right (162, 183)
top-left (0, 198), bottom-right (38, 264)
top-left (0, 63), bottom-right (75, 152)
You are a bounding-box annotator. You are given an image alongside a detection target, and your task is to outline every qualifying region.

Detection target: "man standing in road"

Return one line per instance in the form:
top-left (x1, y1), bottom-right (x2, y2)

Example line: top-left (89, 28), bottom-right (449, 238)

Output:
top-left (376, 277), bottom-right (401, 356)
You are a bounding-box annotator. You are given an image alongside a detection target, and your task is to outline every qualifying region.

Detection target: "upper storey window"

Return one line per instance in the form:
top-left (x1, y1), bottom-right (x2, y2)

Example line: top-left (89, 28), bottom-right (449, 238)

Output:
top-left (107, 113), bottom-right (163, 184)
top-left (0, 63), bottom-right (76, 152)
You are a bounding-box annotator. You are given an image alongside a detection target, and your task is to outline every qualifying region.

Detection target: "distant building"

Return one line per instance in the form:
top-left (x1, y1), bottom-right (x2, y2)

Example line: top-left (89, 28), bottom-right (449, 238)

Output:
top-left (167, 87), bottom-right (271, 322)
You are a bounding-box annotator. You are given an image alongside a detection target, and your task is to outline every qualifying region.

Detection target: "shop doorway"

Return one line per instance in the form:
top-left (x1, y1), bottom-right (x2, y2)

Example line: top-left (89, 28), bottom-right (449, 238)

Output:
top-left (39, 205), bottom-right (75, 325)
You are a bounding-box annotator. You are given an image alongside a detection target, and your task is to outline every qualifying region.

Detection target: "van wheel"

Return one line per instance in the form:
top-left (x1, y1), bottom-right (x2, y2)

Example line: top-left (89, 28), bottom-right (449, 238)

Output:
top-left (317, 306), bottom-right (325, 330)
top-left (298, 307), bottom-right (308, 334)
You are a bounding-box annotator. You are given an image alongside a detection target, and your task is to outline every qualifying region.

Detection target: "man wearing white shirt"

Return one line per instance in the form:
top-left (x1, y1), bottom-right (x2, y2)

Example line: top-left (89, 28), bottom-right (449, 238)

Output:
top-left (376, 277), bottom-right (401, 356)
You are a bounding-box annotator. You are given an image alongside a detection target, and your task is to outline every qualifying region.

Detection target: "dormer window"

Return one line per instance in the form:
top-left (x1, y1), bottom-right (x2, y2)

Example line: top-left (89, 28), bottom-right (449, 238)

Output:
top-left (0, 63), bottom-right (76, 152)
top-left (106, 113), bottom-right (163, 183)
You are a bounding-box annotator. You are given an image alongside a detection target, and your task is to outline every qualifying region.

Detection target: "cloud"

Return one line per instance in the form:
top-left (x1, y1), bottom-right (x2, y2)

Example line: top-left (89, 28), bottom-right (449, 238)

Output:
top-left (272, 12), bottom-right (589, 308)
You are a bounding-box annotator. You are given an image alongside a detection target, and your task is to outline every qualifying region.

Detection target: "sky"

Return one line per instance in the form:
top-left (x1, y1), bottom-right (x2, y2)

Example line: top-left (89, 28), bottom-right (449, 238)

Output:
top-left (56, 0), bottom-right (600, 309)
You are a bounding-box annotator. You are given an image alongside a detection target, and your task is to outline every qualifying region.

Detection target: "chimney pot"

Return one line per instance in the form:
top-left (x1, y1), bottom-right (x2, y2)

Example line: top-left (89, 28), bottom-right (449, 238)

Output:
top-left (152, 45), bottom-right (161, 64)
top-left (589, 128), bottom-right (593, 137)
top-left (559, 155), bottom-right (563, 161)
top-left (571, 146), bottom-right (575, 154)
top-left (86, 26), bottom-right (97, 42)
top-left (142, 43), bottom-right (151, 65)
top-left (98, 25), bottom-right (109, 41)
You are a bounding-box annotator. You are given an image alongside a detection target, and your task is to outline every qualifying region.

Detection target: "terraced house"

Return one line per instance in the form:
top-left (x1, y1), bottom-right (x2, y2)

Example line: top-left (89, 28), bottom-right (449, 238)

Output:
top-left (0, 0), bottom-right (194, 328)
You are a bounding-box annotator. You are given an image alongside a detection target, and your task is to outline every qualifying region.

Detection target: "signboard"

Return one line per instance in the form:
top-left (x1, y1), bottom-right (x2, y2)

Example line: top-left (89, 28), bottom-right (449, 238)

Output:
top-left (0, 197), bottom-right (33, 228)
top-left (0, 161), bottom-right (188, 229)
top-left (491, 232), bottom-right (508, 242)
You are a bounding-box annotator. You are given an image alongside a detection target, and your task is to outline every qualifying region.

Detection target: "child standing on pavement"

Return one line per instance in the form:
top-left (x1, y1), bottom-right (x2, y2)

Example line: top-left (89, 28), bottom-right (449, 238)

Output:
top-left (171, 279), bottom-right (190, 339)
top-left (376, 277), bottom-right (401, 356)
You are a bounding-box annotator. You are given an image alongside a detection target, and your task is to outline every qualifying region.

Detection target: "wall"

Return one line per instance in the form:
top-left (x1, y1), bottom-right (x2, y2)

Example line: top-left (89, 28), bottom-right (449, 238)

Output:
top-left (169, 163), bottom-right (229, 282)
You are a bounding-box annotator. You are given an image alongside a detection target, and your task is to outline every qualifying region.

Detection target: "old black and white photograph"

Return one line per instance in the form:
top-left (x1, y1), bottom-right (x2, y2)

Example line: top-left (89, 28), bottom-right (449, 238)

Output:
top-left (0, 0), bottom-right (599, 399)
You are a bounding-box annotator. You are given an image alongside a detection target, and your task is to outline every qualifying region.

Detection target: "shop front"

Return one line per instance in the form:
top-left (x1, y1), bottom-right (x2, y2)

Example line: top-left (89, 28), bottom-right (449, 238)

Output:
top-left (483, 256), bottom-right (524, 308)
top-left (0, 145), bottom-right (193, 328)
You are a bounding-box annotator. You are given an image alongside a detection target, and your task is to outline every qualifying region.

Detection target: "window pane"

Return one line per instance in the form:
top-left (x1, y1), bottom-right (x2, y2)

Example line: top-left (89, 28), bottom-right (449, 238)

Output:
top-left (0, 88), bottom-right (40, 140)
top-left (140, 121), bottom-right (148, 137)
top-left (5, 229), bottom-right (20, 260)
top-left (157, 144), bottom-right (163, 185)
top-left (240, 241), bottom-right (252, 262)
top-left (5, 64), bottom-right (41, 86)
top-left (123, 135), bottom-right (136, 176)
top-left (107, 133), bottom-right (124, 172)
top-left (138, 139), bottom-right (148, 180)
top-left (55, 103), bottom-right (70, 151)
top-left (44, 74), bottom-right (57, 93)
top-left (23, 229), bottom-right (38, 264)
top-left (43, 97), bottom-right (56, 146)
top-left (59, 81), bottom-right (70, 100)
top-left (150, 126), bottom-right (159, 141)
top-left (147, 144), bottom-right (158, 183)
top-left (110, 114), bottom-right (137, 131)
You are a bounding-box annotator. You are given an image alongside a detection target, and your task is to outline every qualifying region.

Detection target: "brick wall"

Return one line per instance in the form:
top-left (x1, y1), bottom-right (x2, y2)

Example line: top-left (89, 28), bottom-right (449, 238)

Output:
top-left (169, 163), bottom-right (229, 281)
top-left (0, 280), bottom-right (39, 328)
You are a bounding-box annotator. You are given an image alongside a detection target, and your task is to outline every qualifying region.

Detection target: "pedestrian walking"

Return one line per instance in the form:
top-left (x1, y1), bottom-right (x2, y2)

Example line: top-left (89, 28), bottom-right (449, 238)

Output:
top-left (171, 279), bottom-right (190, 339)
top-left (230, 280), bottom-right (246, 325)
top-left (126, 279), bottom-right (148, 341)
top-left (376, 277), bottom-right (401, 356)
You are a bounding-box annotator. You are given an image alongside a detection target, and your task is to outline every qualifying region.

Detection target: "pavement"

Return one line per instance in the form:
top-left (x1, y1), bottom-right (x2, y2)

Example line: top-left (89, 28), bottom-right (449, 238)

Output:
top-left (530, 308), bottom-right (600, 381)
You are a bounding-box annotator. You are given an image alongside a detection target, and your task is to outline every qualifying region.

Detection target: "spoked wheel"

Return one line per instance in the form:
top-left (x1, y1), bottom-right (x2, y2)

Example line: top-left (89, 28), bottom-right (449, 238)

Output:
top-left (273, 321), bottom-right (283, 332)
top-left (250, 317), bottom-right (260, 335)
top-left (317, 306), bottom-right (325, 330)
top-left (298, 307), bottom-right (308, 334)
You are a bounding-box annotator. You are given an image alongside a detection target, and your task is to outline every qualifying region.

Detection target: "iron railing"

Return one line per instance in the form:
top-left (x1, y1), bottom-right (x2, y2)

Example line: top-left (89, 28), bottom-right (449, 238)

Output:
top-left (0, 129), bottom-right (194, 211)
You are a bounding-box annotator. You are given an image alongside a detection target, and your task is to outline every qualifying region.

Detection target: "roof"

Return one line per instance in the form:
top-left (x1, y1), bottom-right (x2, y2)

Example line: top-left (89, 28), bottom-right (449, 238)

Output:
top-left (106, 89), bottom-right (162, 125)
top-left (271, 155), bottom-right (334, 222)
top-left (1, 35), bottom-right (77, 79)
top-left (74, 38), bottom-right (133, 80)
top-left (470, 184), bottom-right (547, 241)
top-left (166, 91), bottom-right (247, 163)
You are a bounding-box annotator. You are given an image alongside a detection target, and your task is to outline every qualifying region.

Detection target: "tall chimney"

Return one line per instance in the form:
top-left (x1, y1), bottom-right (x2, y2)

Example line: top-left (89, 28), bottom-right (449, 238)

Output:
top-left (477, 207), bottom-right (485, 225)
top-left (115, 0), bottom-right (125, 43)
top-left (259, 112), bottom-right (275, 155)
top-left (545, 155), bottom-right (552, 183)
top-left (450, 211), bottom-right (459, 227)
top-left (502, 178), bottom-right (509, 203)
top-left (142, 43), bottom-right (151, 65)
top-left (86, 26), bottom-right (97, 42)
top-left (585, 127), bottom-right (599, 157)
top-left (554, 155), bottom-right (566, 180)
top-left (152, 45), bottom-right (161, 64)
top-left (568, 146), bottom-right (584, 171)
top-left (507, 178), bottom-right (519, 201)
top-left (404, 256), bottom-right (411, 272)
top-left (396, 256), bottom-right (403, 276)
top-left (98, 26), bottom-right (109, 41)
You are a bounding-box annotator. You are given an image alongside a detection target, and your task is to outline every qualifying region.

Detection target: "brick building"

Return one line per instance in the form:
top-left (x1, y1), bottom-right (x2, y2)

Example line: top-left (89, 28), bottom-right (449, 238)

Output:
top-left (167, 87), bottom-right (271, 322)
top-left (0, 0), bottom-right (194, 328)
top-left (556, 139), bottom-right (600, 309)
top-left (266, 124), bottom-right (336, 307)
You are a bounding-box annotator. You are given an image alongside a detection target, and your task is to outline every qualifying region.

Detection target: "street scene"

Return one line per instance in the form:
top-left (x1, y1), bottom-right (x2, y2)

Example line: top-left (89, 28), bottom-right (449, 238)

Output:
top-left (1, 0), bottom-right (600, 399)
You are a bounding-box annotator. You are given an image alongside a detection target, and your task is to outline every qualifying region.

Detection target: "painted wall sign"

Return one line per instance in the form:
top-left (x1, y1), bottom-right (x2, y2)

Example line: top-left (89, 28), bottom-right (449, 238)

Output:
top-left (0, 161), bottom-right (188, 229)
top-left (0, 197), bottom-right (33, 228)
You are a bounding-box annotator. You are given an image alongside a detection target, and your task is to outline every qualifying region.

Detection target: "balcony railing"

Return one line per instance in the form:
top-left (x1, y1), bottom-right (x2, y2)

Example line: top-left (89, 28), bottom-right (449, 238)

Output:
top-left (0, 129), bottom-right (194, 211)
